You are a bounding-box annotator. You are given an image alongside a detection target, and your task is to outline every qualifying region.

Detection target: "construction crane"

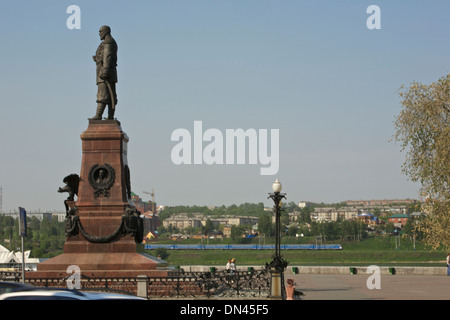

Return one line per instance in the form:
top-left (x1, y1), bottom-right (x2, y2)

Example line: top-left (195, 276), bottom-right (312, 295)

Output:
top-left (142, 189), bottom-right (156, 214)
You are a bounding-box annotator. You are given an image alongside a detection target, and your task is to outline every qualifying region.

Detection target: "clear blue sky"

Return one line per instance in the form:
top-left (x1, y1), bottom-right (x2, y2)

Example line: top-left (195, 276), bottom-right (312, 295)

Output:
top-left (1, 0), bottom-right (449, 212)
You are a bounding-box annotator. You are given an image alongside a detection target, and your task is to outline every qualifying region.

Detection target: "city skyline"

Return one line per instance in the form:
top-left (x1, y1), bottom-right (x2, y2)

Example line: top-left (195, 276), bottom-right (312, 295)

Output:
top-left (0, 192), bottom-right (420, 214)
top-left (2, 1), bottom-right (448, 212)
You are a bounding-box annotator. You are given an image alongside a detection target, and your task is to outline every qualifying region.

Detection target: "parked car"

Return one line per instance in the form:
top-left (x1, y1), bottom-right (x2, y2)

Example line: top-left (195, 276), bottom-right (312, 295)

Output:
top-left (0, 289), bottom-right (89, 300)
top-left (0, 281), bottom-right (35, 294)
top-left (77, 291), bottom-right (147, 300)
top-left (0, 287), bottom-right (146, 300)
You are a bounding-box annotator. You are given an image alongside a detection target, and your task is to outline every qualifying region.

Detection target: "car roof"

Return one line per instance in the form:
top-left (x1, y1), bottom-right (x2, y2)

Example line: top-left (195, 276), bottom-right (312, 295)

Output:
top-left (0, 289), bottom-right (89, 300)
top-left (0, 288), bottom-right (146, 300)
top-left (0, 281), bottom-right (34, 294)
top-left (80, 291), bottom-right (146, 300)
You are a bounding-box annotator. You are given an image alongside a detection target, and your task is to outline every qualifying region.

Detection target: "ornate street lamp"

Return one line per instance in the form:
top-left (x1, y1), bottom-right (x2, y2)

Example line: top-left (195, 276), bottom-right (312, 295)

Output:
top-left (266, 179), bottom-right (288, 299)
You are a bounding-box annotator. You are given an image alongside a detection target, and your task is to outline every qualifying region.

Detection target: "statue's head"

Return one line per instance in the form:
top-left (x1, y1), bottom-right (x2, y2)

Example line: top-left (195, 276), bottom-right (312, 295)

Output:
top-left (99, 25), bottom-right (111, 40)
top-left (98, 169), bottom-right (106, 178)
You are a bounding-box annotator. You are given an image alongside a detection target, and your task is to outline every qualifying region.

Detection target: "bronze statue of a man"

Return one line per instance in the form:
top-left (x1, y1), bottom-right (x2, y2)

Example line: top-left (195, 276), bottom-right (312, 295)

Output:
top-left (89, 25), bottom-right (118, 120)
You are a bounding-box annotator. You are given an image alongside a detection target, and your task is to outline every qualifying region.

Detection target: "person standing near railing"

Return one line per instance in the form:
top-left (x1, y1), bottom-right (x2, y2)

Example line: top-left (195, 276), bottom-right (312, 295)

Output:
top-left (447, 253), bottom-right (450, 276)
top-left (230, 258), bottom-right (237, 274)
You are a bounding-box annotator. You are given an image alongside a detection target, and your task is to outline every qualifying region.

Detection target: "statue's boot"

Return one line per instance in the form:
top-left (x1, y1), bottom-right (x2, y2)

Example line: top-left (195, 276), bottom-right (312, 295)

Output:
top-left (107, 106), bottom-right (115, 120)
top-left (89, 104), bottom-right (106, 120)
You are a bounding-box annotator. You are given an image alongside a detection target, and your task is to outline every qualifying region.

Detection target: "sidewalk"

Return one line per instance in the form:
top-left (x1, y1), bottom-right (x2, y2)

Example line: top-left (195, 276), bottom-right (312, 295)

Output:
top-left (287, 273), bottom-right (450, 300)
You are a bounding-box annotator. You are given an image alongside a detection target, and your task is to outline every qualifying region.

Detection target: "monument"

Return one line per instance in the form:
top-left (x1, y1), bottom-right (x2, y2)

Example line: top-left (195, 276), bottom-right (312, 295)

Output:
top-left (28, 26), bottom-right (168, 279)
top-left (89, 25), bottom-right (118, 121)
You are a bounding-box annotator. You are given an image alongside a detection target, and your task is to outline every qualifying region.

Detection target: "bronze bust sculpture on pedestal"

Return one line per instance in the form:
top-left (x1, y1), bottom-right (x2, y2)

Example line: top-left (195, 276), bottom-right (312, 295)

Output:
top-left (89, 25), bottom-right (118, 120)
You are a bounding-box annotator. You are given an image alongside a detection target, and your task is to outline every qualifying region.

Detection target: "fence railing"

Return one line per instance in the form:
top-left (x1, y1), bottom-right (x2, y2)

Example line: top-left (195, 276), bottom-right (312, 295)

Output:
top-left (171, 269), bottom-right (271, 298)
top-left (1, 269), bottom-right (271, 299)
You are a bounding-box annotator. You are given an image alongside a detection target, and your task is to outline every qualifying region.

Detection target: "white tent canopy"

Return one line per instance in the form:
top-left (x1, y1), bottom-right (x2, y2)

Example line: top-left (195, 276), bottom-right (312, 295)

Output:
top-left (0, 244), bottom-right (40, 271)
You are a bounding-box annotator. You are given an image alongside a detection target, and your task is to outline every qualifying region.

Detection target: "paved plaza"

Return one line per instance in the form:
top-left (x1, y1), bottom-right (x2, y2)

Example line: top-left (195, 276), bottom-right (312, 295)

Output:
top-left (288, 273), bottom-right (449, 300)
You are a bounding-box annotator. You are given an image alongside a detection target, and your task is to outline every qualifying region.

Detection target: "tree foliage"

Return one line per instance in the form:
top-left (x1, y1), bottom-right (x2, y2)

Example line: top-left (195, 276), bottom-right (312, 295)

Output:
top-left (0, 215), bottom-right (65, 258)
top-left (258, 213), bottom-right (274, 237)
top-left (159, 202), bottom-right (267, 221)
top-left (394, 74), bottom-right (450, 250)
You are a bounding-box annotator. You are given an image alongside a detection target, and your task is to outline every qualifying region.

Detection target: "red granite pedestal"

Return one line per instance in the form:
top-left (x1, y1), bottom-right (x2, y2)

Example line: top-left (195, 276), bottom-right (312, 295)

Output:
top-left (27, 120), bottom-right (169, 279)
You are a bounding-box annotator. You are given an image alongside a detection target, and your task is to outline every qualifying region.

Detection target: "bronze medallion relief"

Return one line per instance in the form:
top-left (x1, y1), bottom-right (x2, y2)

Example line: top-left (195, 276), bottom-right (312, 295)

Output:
top-left (88, 163), bottom-right (115, 198)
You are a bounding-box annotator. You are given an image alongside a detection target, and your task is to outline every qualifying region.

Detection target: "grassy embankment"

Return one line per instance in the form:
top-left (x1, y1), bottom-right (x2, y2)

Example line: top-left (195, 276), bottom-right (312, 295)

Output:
top-left (143, 236), bottom-right (447, 267)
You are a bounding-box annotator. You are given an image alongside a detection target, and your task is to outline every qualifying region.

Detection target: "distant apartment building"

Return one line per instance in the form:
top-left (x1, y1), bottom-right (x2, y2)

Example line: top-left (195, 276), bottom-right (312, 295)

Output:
top-left (223, 225), bottom-right (231, 238)
top-left (388, 214), bottom-right (410, 228)
top-left (142, 212), bottom-right (160, 234)
top-left (310, 207), bottom-right (335, 222)
top-left (227, 216), bottom-right (259, 226)
top-left (361, 205), bottom-right (408, 214)
top-left (0, 211), bottom-right (64, 222)
top-left (129, 192), bottom-right (160, 233)
top-left (345, 199), bottom-right (417, 206)
top-left (310, 207), bottom-right (367, 223)
top-left (162, 213), bottom-right (258, 233)
top-left (130, 192), bottom-right (156, 214)
top-left (298, 201), bottom-right (315, 208)
top-left (288, 211), bottom-right (300, 222)
top-left (162, 215), bottom-right (203, 230)
top-left (334, 207), bottom-right (359, 221)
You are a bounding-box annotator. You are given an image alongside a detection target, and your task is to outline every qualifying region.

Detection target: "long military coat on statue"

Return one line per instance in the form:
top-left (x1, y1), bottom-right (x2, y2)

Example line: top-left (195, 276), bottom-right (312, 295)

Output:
top-left (94, 34), bottom-right (118, 105)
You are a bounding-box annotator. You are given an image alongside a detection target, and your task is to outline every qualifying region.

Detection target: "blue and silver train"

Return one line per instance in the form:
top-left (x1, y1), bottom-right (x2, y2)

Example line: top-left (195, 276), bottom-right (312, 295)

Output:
top-left (144, 244), bottom-right (342, 250)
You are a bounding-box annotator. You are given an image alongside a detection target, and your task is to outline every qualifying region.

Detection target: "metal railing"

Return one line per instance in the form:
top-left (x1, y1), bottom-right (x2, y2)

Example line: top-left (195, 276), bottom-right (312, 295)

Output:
top-left (1, 269), bottom-right (271, 299)
top-left (166, 269), bottom-right (271, 298)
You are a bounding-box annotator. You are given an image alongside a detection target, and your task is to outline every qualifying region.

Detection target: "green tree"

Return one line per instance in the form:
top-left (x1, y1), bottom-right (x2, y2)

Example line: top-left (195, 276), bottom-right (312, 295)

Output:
top-left (403, 218), bottom-right (415, 239)
top-left (29, 216), bottom-right (40, 231)
top-left (258, 213), bottom-right (274, 237)
top-left (202, 218), bottom-right (213, 235)
top-left (385, 222), bottom-right (395, 235)
top-left (286, 225), bottom-right (298, 237)
top-left (394, 74), bottom-right (450, 250)
top-left (285, 201), bottom-right (298, 213)
top-left (299, 206), bottom-right (312, 223)
top-left (280, 211), bottom-right (290, 228)
top-left (230, 225), bottom-right (243, 242)
top-left (155, 247), bottom-right (169, 260)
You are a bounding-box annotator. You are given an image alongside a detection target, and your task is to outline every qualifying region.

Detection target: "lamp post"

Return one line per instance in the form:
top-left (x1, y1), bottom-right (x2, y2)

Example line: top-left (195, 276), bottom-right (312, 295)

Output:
top-left (267, 179), bottom-right (288, 299)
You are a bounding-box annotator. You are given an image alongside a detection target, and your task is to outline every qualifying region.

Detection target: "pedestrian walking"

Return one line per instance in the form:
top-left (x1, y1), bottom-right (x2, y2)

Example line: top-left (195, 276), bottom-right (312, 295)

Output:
top-left (226, 259), bottom-right (231, 271)
top-left (230, 258), bottom-right (236, 272)
top-left (447, 253), bottom-right (450, 276)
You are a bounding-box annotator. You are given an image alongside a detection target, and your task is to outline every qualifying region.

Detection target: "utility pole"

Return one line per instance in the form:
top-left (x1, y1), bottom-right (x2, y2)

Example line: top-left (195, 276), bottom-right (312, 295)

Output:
top-left (0, 187), bottom-right (2, 215)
